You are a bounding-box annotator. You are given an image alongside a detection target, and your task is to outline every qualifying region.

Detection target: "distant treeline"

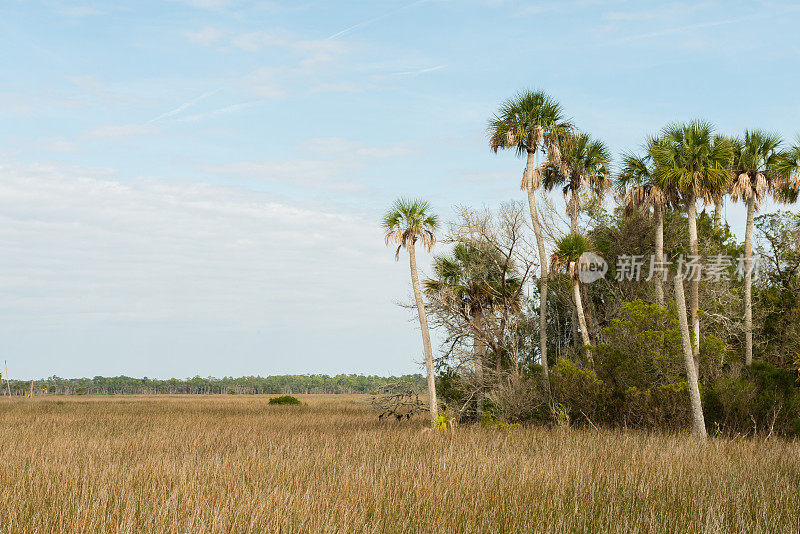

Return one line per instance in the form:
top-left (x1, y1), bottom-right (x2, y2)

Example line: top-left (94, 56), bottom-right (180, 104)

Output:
top-left (0, 374), bottom-right (426, 396)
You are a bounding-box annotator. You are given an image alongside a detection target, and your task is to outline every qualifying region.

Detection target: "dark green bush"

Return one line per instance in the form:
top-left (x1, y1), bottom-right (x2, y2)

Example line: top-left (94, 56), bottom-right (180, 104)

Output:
top-left (550, 359), bottom-right (609, 424)
top-left (268, 395), bottom-right (302, 406)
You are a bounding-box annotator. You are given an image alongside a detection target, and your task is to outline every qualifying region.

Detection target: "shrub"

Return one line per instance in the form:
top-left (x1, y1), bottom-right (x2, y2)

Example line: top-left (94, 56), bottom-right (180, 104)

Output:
top-left (550, 359), bottom-right (609, 424)
top-left (704, 363), bottom-right (800, 436)
top-left (269, 395), bottom-right (302, 406)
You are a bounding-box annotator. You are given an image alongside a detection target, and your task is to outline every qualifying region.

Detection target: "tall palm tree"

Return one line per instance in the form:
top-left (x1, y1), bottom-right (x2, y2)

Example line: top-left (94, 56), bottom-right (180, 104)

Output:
top-left (550, 233), bottom-right (593, 363)
top-left (543, 132), bottom-right (613, 233)
top-left (489, 90), bottom-right (572, 393)
top-left (383, 198), bottom-right (439, 427)
top-left (652, 121), bottom-right (733, 360)
top-left (729, 130), bottom-right (783, 366)
top-left (617, 138), bottom-right (674, 305)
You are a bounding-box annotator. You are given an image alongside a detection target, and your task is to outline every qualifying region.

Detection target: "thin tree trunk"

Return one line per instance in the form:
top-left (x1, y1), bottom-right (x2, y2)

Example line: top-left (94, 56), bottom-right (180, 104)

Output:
top-left (408, 242), bottom-right (437, 427)
top-left (572, 276), bottom-right (592, 364)
top-left (686, 199), bottom-right (700, 363)
top-left (674, 274), bottom-right (707, 439)
top-left (713, 198), bottom-right (723, 230)
top-left (473, 308), bottom-right (485, 415)
top-left (569, 193), bottom-right (579, 234)
top-left (744, 198), bottom-right (755, 366)
top-left (654, 205), bottom-right (665, 306)
top-left (524, 150), bottom-right (550, 396)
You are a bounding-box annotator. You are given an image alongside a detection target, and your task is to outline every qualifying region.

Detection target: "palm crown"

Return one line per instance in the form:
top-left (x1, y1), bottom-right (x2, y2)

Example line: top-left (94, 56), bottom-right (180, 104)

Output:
top-left (424, 243), bottom-right (522, 316)
top-left (543, 132), bottom-right (613, 200)
top-left (773, 138), bottom-right (800, 204)
top-left (382, 198), bottom-right (439, 260)
top-left (550, 233), bottom-right (591, 280)
top-left (488, 89), bottom-right (573, 190)
top-left (729, 130), bottom-right (783, 206)
top-left (617, 138), bottom-right (674, 217)
top-left (651, 120), bottom-right (733, 203)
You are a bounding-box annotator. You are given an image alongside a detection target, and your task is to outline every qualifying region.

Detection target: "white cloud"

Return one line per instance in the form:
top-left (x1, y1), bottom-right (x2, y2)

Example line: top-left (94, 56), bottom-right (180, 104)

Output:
top-left (0, 159), bottom-right (396, 331)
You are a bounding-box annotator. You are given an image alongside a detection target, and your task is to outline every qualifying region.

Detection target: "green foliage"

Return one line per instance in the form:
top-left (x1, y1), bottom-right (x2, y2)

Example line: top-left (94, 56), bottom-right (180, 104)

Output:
top-left (269, 395), bottom-right (302, 406)
top-left (480, 413), bottom-right (519, 431)
top-left (550, 359), bottom-right (609, 423)
top-left (704, 362), bottom-right (800, 436)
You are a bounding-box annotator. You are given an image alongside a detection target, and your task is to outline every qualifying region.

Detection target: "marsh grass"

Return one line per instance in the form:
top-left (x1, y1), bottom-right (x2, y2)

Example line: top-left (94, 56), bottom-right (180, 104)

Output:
top-left (1, 395), bottom-right (798, 533)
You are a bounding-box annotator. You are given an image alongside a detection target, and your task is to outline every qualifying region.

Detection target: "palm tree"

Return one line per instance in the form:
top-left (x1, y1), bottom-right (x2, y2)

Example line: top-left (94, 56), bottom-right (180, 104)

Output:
top-left (617, 138), bottom-right (674, 305)
top-left (489, 90), bottom-right (572, 393)
top-left (383, 198), bottom-right (440, 427)
top-left (550, 233), bottom-right (593, 363)
top-left (424, 244), bottom-right (522, 399)
top-left (651, 121), bottom-right (733, 360)
top-left (729, 130), bottom-right (783, 366)
top-left (543, 132), bottom-right (613, 233)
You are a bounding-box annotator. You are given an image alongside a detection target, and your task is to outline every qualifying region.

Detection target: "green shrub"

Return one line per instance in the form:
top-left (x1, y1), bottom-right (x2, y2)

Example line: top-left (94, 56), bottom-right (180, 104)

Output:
top-left (550, 359), bottom-right (609, 424)
top-left (269, 395), bottom-right (302, 406)
top-left (704, 363), bottom-right (800, 436)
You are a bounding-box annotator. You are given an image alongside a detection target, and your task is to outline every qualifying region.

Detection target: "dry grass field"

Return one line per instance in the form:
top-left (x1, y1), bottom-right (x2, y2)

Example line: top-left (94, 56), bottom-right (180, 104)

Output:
top-left (1, 395), bottom-right (799, 533)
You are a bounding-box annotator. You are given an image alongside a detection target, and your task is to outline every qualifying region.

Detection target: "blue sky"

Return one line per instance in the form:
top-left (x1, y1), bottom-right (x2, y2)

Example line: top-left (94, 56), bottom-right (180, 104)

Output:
top-left (1, 0), bottom-right (798, 379)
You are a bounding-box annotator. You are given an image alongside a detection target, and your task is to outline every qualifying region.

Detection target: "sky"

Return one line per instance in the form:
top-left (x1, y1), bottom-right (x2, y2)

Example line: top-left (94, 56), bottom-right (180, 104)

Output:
top-left (1, 0), bottom-right (799, 380)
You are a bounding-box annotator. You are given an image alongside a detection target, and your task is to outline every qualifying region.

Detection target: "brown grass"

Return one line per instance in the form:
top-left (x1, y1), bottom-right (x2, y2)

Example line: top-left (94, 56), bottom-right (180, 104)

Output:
top-left (1, 395), bottom-right (799, 533)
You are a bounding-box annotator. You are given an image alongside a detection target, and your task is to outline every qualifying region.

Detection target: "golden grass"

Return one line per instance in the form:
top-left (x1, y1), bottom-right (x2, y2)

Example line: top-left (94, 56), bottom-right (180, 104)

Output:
top-left (1, 395), bottom-right (799, 533)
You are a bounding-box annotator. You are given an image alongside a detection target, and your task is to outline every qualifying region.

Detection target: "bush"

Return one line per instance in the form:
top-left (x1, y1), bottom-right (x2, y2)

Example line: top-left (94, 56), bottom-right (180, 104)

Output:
top-left (550, 359), bottom-right (609, 424)
top-left (704, 362), bottom-right (800, 436)
top-left (269, 395), bottom-right (302, 406)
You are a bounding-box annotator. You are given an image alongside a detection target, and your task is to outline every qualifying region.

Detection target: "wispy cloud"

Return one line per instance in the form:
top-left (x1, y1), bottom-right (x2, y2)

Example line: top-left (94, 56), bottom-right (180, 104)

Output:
top-left (148, 89), bottom-right (221, 123)
top-left (176, 101), bottom-right (263, 122)
top-left (390, 65), bottom-right (444, 77)
top-left (604, 16), bottom-right (750, 45)
top-left (327, 0), bottom-right (428, 40)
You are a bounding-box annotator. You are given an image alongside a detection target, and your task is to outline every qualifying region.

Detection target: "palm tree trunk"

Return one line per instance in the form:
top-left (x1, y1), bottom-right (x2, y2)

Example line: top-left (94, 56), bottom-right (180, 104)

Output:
top-left (744, 198), bottom-right (755, 366)
top-left (569, 194), bottom-right (579, 234)
top-left (572, 276), bottom-right (592, 364)
top-left (713, 198), bottom-right (723, 230)
top-left (686, 199), bottom-right (701, 363)
top-left (408, 242), bottom-right (437, 427)
top-left (674, 274), bottom-right (707, 439)
top-left (524, 150), bottom-right (550, 396)
top-left (473, 308), bottom-right (485, 415)
top-left (654, 205), bottom-right (665, 306)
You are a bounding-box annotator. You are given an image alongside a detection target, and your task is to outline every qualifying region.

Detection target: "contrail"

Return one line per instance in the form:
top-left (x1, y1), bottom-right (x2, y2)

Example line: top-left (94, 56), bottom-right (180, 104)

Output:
top-left (148, 88), bottom-right (221, 123)
top-left (606, 16), bottom-right (751, 45)
top-left (391, 65), bottom-right (444, 77)
top-left (327, 0), bottom-right (427, 40)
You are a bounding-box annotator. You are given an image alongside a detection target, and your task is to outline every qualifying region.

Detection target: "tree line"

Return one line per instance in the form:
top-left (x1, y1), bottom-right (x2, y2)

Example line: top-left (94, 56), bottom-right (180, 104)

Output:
top-left (1, 374), bottom-right (426, 396)
top-left (384, 89), bottom-right (800, 436)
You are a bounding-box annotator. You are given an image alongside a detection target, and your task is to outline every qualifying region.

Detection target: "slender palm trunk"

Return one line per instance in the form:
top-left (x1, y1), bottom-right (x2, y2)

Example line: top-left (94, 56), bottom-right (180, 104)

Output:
top-left (524, 150), bottom-right (550, 396)
top-left (674, 274), bottom-right (707, 439)
top-left (473, 308), bottom-right (485, 415)
top-left (744, 198), bottom-right (755, 366)
top-left (713, 198), bottom-right (723, 230)
top-left (654, 205), bottom-right (665, 306)
top-left (408, 242), bottom-right (437, 427)
top-left (569, 190), bottom-right (581, 348)
top-left (572, 275), bottom-right (592, 364)
top-left (686, 199), bottom-right (701, 362)
top-left (569, 193), bottom-right (579, 234)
